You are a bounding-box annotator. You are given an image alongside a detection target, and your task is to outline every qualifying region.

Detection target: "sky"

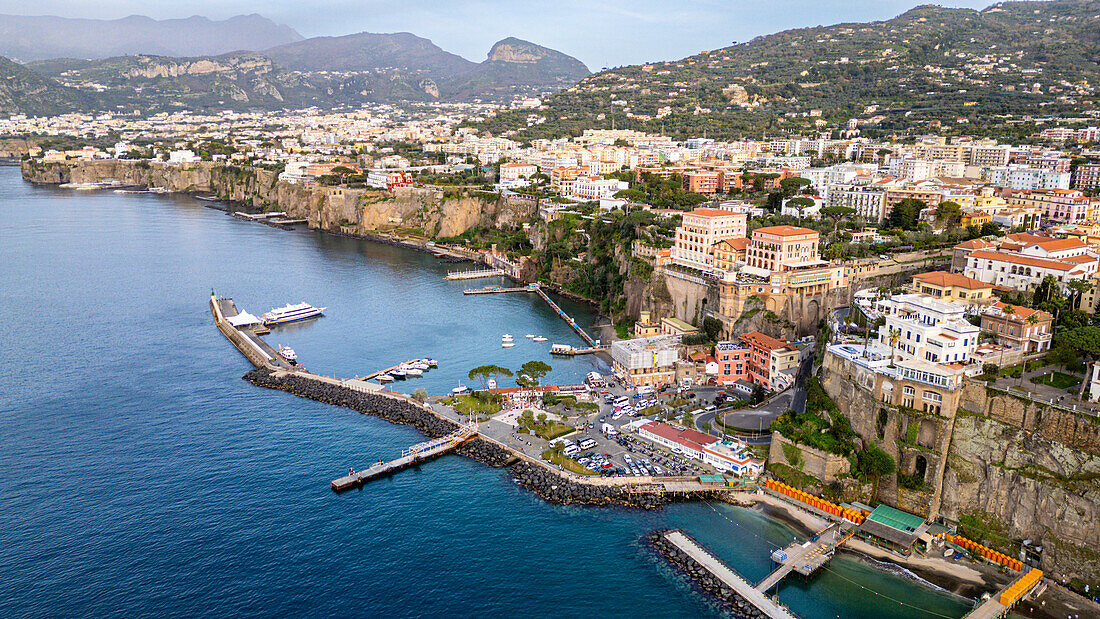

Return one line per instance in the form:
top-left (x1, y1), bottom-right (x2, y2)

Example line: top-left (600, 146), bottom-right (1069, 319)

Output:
top-left (0, 0), bottom-right (996, 69)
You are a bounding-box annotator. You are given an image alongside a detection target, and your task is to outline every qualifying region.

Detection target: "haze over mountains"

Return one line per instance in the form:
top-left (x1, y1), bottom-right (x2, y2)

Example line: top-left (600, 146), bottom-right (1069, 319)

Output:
top-left (0, 13), bottom-right (590, 114)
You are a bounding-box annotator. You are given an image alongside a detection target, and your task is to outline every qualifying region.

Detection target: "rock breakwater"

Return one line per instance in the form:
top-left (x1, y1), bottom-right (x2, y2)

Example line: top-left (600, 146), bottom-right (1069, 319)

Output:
top-left (510, 461), bottom-right (665, 509)
top-left (646, 529), bottom-right (769, 619)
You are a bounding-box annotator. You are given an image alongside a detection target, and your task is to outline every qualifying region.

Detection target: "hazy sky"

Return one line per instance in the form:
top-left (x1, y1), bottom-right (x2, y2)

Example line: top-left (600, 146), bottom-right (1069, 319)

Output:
top-left (0, 0), bottom-right (995, 68)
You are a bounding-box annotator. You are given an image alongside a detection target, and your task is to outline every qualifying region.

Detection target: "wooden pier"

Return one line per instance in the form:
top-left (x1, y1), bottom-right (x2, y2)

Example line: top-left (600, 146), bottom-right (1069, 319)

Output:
top-left (756, 523), bottom-right (850, 593)
top-left (551, 346), bottom-right (606, 356)
top-left (331, 424), bottom-right (477, 491)
top-left (445, 268), bottom-right (505, 280)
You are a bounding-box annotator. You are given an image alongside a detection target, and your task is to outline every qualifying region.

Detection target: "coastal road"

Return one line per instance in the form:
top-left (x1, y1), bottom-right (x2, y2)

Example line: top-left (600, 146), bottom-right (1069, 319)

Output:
top-left (697, 353), bottom-right (814, 439)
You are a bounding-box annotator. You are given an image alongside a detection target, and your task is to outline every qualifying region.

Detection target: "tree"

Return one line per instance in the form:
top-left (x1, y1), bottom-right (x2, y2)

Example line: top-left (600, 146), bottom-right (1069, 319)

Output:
top-left (412, 388), bottom-right (428, 403)
top-left (517, 360), bottom-right (552, 387)
top-left (820, 206), bottom-right (856, 235)
top-left (885, 198), bottom-right (925, 230)
top-left (856, 445), bottom-right (896, 478)
top-left (786, 196), bottom-right (816, 221)
top-left (1057, 326), bottom-right (1100, 399)
top-left (1033, 275), bottom-right (1058, 307)
top-left (934, 201), bottom-right (962, 228)
top-left (702, 316), bottom-right (723, 342)
top-left (888, 327), bottom-right (901, 367)
top-left (779, 176), bottom-right (811, 196)
top-left (468, 364), bottom-right (513, 391)
top-left (1068, 279), bottom-right (1093, 311)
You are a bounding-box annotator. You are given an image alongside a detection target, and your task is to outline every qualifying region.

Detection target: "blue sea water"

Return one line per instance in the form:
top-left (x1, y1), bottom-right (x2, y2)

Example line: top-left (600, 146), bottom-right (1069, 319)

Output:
top-left (0, 167), bottom-right (974, 618)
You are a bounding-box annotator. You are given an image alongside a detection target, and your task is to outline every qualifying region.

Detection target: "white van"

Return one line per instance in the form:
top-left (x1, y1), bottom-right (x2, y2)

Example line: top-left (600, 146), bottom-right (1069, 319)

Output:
top-left (562, 444), bottom-right (580, 457)
top-left (613, 396), bottom-right (630, 407)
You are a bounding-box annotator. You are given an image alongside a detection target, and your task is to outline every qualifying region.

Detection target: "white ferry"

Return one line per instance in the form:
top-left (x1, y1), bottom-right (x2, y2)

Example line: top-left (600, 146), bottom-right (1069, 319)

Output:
top-left (262, 302), bottom-right (326, 326)
top-left (277, 345), bottom-right (298, 364)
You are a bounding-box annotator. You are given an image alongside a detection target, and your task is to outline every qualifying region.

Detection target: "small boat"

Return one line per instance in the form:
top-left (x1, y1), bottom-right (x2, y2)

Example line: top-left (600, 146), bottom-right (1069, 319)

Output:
top-left (533, 336), bottom-right (548, 342)
top-left (262, 302), bottom-right (325, 326)
top-left (390, 369), bottom-right (407, 379)
top-left (411, 362), bottom-right (429, 371)
top-left (502, 334), bottom-right (514, 341)
top-left (426, 359), bottom-right (438, 366)
top-left (406, 368), bottom-right (424, 377)
top-left (277, 345), bottom-right (297, 363)
top-left (377, 374), bottom-right (394, 383)
top-left (943, 549), bottom-right (954, 558)
top-left (525, 334), bottom-right (536, 339)
top-left (451, 385), bottom-right (469, 395)
top-left (502, 342), bottom-right (515, 348)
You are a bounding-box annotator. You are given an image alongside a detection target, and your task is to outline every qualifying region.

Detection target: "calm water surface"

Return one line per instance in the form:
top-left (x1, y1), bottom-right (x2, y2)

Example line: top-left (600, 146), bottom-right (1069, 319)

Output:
top-left (0, 167), bottom-right (974, 617)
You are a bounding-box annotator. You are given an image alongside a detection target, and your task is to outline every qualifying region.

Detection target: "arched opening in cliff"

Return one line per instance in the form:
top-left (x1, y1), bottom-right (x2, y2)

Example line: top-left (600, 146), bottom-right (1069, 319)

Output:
top-left (914, 455), bottom-right (928, 482)
top-left (877, 408), bottom-right (888, 440)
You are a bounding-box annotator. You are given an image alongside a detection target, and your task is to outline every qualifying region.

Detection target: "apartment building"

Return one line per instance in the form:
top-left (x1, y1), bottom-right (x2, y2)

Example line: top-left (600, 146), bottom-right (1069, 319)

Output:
top-left (983, 166), bottom-right (1070, 190)
top-left (963, 250), bottom-right (1097, 291)
top-left (712, 237), bottom-right (749, 274)
top-left (980, 302), bottom-right (1053, 353)
top-left (683, 170), bottom-right (721, 194)
top-left (671, 208), bottom-right (748, 271)
top-left (610, 336), bottom-right (680, 387)
top-left (739, 331), bottom-right (799, 390)
top-left (571, 176), bottom-right (628, 200)
top-left (1007, 189), bottom-right (1097, 224)
top-left (744, 226), bottom-right (821, 274)
top-left (1074, 164), bottom-right (1100, 192)
top-left (910, 271), bottom-right (994, 306)
top-left (550, 166), bottom-right (585, 194)
top-left (499, 162), bottom-right (537, 181)
top-left (827, 183), bottom-right (888, 223)
top-left (875, 294), bottom-right (980, 365)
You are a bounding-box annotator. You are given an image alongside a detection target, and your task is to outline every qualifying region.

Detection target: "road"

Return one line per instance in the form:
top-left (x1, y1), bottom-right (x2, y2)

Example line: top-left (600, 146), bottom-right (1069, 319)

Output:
top-left (698, 353), bottom-right (814, 441)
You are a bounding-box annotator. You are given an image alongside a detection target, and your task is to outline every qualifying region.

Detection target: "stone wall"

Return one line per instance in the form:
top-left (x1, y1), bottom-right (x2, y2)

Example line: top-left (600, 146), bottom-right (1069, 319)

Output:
top-left (768, 431), bottom-right (852, 481)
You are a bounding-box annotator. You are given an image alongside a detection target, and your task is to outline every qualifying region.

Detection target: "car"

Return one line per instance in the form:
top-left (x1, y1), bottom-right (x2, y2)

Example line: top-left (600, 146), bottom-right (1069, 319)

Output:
top-left (687, 393), bottom-right (696, 399)
top-left (704, 405), bottom-right (717, 412)
top-left (611, 412), bottom-right (623, 420)
top-left (653, 465), bottom-right (665, 475)
top-left (623, 454), bottom-right (632, 463)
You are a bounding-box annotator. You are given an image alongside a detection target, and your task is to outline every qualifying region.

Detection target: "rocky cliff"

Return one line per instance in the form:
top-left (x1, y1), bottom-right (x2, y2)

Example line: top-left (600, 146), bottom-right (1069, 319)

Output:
top-left (20, 159), bottom-right (519, 240)
top-left (819, 351), bottom-right (1100, 585)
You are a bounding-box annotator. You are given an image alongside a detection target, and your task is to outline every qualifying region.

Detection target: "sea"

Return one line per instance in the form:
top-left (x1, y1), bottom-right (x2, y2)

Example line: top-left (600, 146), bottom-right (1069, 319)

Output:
top-left (0, 166), bottom-right (975, 618)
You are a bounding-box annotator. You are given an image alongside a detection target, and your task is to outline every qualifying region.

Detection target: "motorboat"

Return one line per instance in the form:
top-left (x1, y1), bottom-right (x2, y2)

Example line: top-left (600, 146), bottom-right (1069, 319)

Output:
top-left (405, 368), bottom-right (424, 377)
top-left (533, 336), bottom-right (548, 342)
top-left (502, 342), bottom-right (515, 348)
top-left (411, 362), bottom-right (429, 371)
top-left (501, 333), bottom-right (514, 341)
top-left (277, 345), bottom-right (297, 363)
top-left (262, 302), bottom-right (325, 326)
top-left (451, 385), bottom-right (469, 395)
top-left (426, 359), bottom-right (438, 366)
top-left (390, 368), bottom-right (407, 379)
top-left (525, 334), bottom-right (536, 339)
top-left (377, 374), bottom-right (394, 383)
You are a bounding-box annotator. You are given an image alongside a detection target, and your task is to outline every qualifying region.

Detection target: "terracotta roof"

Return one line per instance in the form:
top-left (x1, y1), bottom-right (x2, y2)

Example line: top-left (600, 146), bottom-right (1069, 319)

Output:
top-left (988, 302), bottom-right (1053, 322)
top-left (714, 237), bottom-right (750, 250)
top-left (954, 238), bottom-right (995, 251)
top-left (1064, 254), bottom-right (1097, 264)
top-left (968, 250), bottom-right (1082, 272)
top-left (1029, 238), bottom-right (1088, 252)
top-left (912, 270), bottom-right (991, 290)
top-left (687, 207), bottom-right (744, 218)
top-left (640, 421), bottom-right (717, 448)
top-left (753, 225), bottom-right (818, 237)
top-left (1005, 232), bottom-right (1051, 244)
top-left (740, 331), bottom-right (789, 351)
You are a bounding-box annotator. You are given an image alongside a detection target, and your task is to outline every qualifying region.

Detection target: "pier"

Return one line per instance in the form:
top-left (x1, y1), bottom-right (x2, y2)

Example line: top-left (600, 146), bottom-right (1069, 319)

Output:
top-left (964, 568), bottom-right (1045, 619)
top-left (331, 423), bottom-right (477, 491)
top-left (550, 346), bottom-right (606, 356)
top-left (661, 530), bottom-right (797, 619)
top-left (445, 268), bottom-right (505, 280)
top-left (533, 285), bottom-right (596, 347)
top-left (463, 284), bottom-right (537, 295)
top-left (210, 294), bottom-right (291, 370)
top-left (756, 523), bottom-right (852, 593)
top-left (361, 359), bottom-right (435, 382)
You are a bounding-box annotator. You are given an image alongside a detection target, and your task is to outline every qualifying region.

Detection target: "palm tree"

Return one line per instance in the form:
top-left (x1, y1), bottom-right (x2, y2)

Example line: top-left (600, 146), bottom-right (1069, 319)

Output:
top-left (888, 328), bottom-right (901, 367)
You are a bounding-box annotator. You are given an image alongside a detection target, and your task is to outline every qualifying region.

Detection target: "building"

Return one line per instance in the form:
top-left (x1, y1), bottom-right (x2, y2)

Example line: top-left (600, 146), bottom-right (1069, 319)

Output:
top-left (499, 162), bottom-right (537, 181)
top-left (671, 208), bottom-right (748, 271)
top-left (714, 341), bottom-right (753, 388)
top-left (950, 238), bottom-right (997, 272)
top-left (660, 317), bottom-right (698, 337)
top-left (980, 302), bottom-right (1053, 353)
top-left (1074, 164), bottom-right (1100, 192)
top-left (780, 195), bottom-right (824, 219)
top-left (744, 226), bottom-right (821, 275)
top-left (550, 166), bottom-right (585, 194)
top-left (982, 165), bottom-right (1070, 190)
top-left (571, 176), bottom-right (629, 200)
top-left (366, 169), bottom-right (412, 190)
top-left (633, 311), bottom-right (661, 337)
top-left (1007, 189), bottom-right (1097, 224)
top-left (610, 336), bottom-right (680, 387)
top-left (856, 504), bottom-right (930, 556)
top-left (683, 170), bottom-right (721, 194)
top-left (739, 331), bottom-right (799, 390)
top-left (637, 421), bottom-right (762, 475)
top-left (712, 237), bottom-right (749, 274)
top-left (875, 294), bottom-right (980, 365)
top-left (828, 183), bottom-right (888, 223)
top-left (909, 271), bottom-right (994, 307)
top-left (963, 249), bottom-right (1097, 291)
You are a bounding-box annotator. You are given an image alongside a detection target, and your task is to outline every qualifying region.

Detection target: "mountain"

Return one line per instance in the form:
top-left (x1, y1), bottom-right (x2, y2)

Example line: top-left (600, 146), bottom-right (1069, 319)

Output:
top-left (476, 0), bottom-right (1100, 140)
top-left (441, 37), bottom-right (591, 99)
top-left (265, 31), bottom-right (476, 75)
top-left (0, 13), bottom-right (303, 62)
top-left (0, 55), bottom-right (94, 115)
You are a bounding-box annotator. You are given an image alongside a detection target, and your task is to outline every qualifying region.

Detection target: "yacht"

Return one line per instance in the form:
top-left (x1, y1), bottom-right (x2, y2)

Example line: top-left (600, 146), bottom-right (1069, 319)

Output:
top-left (410, 362), bottom-right (429, 371)
top-left (377, 374), bottom-right (394, 383)
top-left (405, 368), bottom-right (424, 377)
top-left (277, 345), bottom-right (298, 364)
top-left (533, 336), bottom-right (548, 342)
top-left (425, 359), bottom-right (438, 367)
top-left (502, 341), bottom-right (515, 348)
top-left (262, 302), bottom-right (325, 326)
top-left (501, 333), bottom-right (513, 341)
top-left (525, 334), bottom-right (536, 339)
top-left (390, 368), bottom-right (407, 379)
top-left (451, 385), bottom-right (469, 395)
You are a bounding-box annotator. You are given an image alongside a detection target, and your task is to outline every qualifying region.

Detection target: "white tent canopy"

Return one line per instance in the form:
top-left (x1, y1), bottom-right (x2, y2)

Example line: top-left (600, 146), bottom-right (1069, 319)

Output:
top-left (228, 311), bottom-right (262, 327)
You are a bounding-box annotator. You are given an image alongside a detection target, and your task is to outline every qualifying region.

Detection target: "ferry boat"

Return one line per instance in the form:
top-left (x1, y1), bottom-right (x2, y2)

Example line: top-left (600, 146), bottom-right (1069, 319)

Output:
top-left (533, 336), bottom-right (548, 342)
top-left (525, 334), bottom-right (536, 339)
top-left (262, 302), bottom-right (326, 326)
top-left (277, 345), bottom-right (298, 364)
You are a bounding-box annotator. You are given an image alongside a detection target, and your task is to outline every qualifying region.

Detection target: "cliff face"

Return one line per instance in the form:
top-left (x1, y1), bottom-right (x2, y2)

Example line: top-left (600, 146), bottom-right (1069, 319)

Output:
top-left (820, 351), bottom-right (1100, 584)
top-left (21, 159), bottom-right (510, 239)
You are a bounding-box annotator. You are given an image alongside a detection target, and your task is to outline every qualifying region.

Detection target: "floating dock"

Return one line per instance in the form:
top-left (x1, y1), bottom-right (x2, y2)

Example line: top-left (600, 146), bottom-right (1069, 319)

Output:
top-left (551, 346), bottom-right (606, 356)
top-left (533, 286), bottom-right (596, 347)
top-left (463, 284), bottom-right (539, 295)
top-left (757, 523), bottom-right (851, 593)
top-left (331, 424), bottom-right (476, 491)
top-left (361, 359), bottom-right (436, 382)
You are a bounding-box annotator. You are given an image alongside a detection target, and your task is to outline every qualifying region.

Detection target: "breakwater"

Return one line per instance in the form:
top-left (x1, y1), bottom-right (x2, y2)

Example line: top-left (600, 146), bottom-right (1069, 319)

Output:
top-left (648, 529), bottom-right (776, 619)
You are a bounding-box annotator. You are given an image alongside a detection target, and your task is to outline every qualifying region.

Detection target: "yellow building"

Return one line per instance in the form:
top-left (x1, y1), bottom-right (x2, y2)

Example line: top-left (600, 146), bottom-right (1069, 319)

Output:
top-left (660, 317), bottom-right (698, 337)
top-left (910, 271), bottom-right (994, 306)
top-left (959, 210), bottom-right (991, 227)
top-left (633, 311), bottom-right (661, 337)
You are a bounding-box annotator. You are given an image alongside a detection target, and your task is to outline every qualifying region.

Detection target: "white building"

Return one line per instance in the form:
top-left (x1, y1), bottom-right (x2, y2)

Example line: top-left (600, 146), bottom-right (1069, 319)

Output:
top-left (571, 176), bottom-right (629, 200)
top-left (637, 421), bottom-right (762, 475)
top-left (780, 195), bottom-right (824, 219)
top-left (168, 149), bottom-right (200, 164)
top-left (875, 293), bottom-right (980, 365)
top-left (963, 249), bottom-right (1097, 291)
top-left (610, 336), bottom-right (681, 387)
top-left (982, 165), bottom-right (1071, 190)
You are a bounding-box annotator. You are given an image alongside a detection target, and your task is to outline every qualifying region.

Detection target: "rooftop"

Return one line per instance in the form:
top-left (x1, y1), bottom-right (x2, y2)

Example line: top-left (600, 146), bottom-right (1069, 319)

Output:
top-left (968, 249), bottom-right (1083, 272)
top-left (687, 207), bottom-right (745, 218)
top-left (753, 225), bottom-right (818, 238)
top-left (911, 270), bottom-right (991, 290)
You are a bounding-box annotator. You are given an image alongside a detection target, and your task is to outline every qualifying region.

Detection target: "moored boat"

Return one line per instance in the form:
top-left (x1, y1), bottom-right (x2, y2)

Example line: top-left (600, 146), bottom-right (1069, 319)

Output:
top-left (277, 345), bottom-right (298, 363)
top-left (426, 358), bottom-right (438, 366)
top-left (390, 368), bottom-right (407, 379)
top-left (502, 342), bottom-right (515, 348)
top-left (533, 336), bottom-right (548, 342)
top-left (377, 374), bottom-right (394, 383)
top-left (262, 302), bottom-right (325, 326)
top-left (406, 368), bottom-right (424, 376)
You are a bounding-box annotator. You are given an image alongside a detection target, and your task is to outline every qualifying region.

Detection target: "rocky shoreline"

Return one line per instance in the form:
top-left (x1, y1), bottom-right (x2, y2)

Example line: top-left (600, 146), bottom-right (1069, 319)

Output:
top-left (646, 529), bottom-right (770, 619)
top-left (242, 368), bottom-right (663, 507)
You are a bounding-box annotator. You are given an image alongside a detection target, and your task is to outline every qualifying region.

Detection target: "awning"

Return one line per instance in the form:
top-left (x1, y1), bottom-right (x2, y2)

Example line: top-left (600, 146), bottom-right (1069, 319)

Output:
top-left (228, 311), bottom-right (262, 327)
